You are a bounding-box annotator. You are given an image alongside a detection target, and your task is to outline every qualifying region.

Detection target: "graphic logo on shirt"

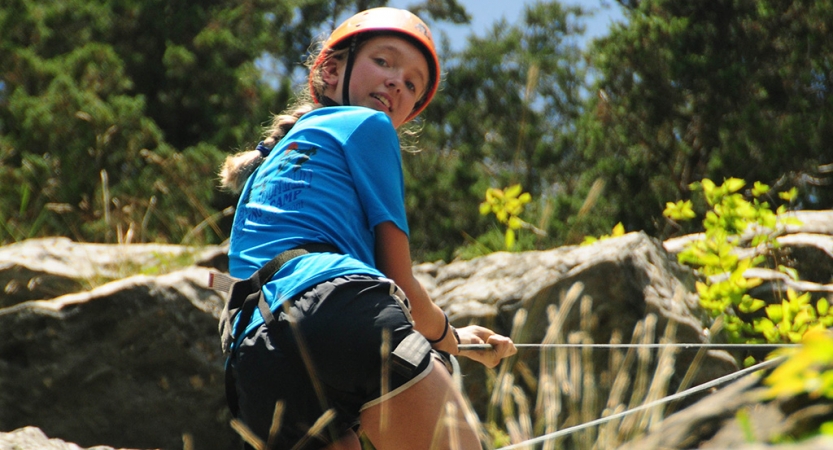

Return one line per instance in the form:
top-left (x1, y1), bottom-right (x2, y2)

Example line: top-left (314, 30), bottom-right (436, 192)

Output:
top-left (278, 142), bottom-right (318, 173)
top-left (245, 141), bottom-right (320, 213)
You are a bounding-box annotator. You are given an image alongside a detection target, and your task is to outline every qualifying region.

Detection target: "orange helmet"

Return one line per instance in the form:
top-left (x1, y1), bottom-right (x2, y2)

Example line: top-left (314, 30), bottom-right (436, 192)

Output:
top-left (309, 7), bottom-right (441, 123)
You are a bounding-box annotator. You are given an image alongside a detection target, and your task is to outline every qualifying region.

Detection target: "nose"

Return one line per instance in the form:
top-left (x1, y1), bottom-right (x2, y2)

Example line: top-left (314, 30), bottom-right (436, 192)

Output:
top-left (386, 73), bottom-right (403, 91)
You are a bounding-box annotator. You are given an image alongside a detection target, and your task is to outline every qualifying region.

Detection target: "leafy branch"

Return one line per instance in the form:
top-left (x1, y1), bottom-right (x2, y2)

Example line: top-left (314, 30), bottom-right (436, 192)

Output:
top-left (663, 178), bottom-right (831, 344)
top-left (479, 185), bottom-right (543, 250)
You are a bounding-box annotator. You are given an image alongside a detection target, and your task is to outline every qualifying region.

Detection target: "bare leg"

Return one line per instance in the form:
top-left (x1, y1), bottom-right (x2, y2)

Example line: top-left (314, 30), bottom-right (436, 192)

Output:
top-left (360, 360), bottom-right (482, 450)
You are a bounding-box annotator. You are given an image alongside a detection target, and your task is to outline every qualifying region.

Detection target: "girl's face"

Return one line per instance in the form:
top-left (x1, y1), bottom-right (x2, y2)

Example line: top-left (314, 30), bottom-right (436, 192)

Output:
top-left (323, 36), bottom-right (430, 128)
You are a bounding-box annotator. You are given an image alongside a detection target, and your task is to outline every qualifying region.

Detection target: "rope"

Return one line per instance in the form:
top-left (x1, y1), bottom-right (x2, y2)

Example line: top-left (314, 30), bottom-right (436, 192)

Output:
top-left (494, 356), bottom-right (785, 450)
top-left (459, 342), bottom-right (799, 351)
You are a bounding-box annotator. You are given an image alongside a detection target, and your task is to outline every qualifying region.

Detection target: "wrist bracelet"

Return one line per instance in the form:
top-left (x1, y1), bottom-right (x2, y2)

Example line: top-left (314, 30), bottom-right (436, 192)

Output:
top-left (426, 313), bottom-right (449, 344)
top-left (451, 326), bottom-right (460, 345)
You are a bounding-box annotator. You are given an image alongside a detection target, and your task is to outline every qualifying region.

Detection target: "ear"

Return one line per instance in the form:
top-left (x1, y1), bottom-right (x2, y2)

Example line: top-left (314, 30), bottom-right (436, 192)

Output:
top-left (320, 57), bottom-right (340, 88)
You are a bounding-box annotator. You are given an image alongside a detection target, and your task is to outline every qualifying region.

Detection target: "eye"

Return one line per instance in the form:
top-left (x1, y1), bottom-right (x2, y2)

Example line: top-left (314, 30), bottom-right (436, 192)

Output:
top-left (374, 57), bottom-right (388, 67)
top-left (405, 81), bottom-right (416, 92)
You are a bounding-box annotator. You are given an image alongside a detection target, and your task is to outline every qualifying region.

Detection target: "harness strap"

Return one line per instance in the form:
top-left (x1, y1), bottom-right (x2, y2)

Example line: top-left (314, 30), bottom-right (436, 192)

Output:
top-left (214, 243), bottom-right (340, 354)
top-left (214, 243), bottom-right (340, 419)
top-left (209, 243), bottom-right (340, 294)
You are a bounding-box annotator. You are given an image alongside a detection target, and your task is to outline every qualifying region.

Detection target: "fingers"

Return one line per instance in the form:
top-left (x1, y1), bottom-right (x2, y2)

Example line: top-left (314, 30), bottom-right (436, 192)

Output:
top-left (456, 326), bottom-right (516, 368)
top-left (487, 334), bottom-right (517, 359)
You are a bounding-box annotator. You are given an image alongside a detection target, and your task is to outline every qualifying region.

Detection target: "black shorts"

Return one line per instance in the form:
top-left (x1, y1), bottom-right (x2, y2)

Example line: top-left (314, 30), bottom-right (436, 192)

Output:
top-left (230, 275), bottom-right (434, 449)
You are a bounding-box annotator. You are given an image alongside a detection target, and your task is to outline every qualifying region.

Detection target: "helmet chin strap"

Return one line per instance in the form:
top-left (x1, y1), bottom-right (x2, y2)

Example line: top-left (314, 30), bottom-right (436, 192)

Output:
top-left (340, 36), bottom-right (358, 107)
top-left (319, 96), bottom-right (340, 107)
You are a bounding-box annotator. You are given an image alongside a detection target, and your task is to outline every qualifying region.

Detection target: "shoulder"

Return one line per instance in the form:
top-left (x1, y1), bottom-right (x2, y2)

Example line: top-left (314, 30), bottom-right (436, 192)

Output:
top-left (305, 107), bottom-right (394, 131)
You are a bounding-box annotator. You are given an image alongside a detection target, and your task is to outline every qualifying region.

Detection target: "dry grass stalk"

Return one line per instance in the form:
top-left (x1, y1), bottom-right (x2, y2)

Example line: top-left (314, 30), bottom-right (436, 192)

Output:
top-left (489, 308), bottom-right (528, 424)
top-left (540, 376), bottom-right (559, 450)
top-left (593, 404), bottom-right (626, 450)
top-left (231, 418), bottom-right (266, 450)
top-left (628, 314), bottom-right (657, 410)
top-left (579, 295), bottom-right (598, 446)
top-left (267, 401), bottom-right (285, 449)
top-left (379, 328), bottom-right (392, 434)
top-left (595, 321), bottom-right (644, 449)
top-left (444, 402), bottom-right (461, 450)
top-left (515, 360), bottom-right (538, 392)
top-left (548, 284), bottom-right (584, 449)
top-left (502, 372), bottom-right (523, 443)
top-left (288, 409), bottom-right (336, 450)
top-left (638, 320), bottom-right (678, 432)
top-left (554, 284), bottom-right (583, 399)
top-left (617, 314), bottom-right (657, 440)
top-left (667, 315), bottom-right (723, 415)
top-left (182, 433), bottom-right (194, 450)
top-left (592, 327), bottom-right (624, 450)
top-left (535, 305), bottom-right (561, 425)
top-left (513, 385), bottom-right (533, 443)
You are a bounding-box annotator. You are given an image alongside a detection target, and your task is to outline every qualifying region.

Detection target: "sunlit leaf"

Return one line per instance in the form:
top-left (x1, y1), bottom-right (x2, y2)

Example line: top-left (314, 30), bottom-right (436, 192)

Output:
top-left (724, 178), bottom-right (745, 193)
top-left (752, 181), bottom-right (770, 197)
top-left (505, 184), bottom-right (522, 199)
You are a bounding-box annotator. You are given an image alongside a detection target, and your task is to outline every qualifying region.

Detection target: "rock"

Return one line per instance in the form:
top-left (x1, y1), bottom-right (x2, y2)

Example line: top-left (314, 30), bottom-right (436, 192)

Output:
top-left (786, 211), bottom-right (833, 235)
top-left (776, 233), bottom-right (833, 284)
top-left (417, 231), bottom-right (739, 431)
top-left (0, 237), bottom-right (226, 308)
top-left (619, 367), bottom-right (833, 449)
top-left (0, 267), bottom-right (233, 450)
top-left (663, 210), bottom-right (833, 287)
top-left (0, 426), bottom-right (132, 450)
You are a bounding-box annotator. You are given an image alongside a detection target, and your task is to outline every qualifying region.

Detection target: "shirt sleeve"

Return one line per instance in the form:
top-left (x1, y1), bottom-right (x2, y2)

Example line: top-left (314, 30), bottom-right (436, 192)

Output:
top-left (342, 112), bottom-right (410, 237)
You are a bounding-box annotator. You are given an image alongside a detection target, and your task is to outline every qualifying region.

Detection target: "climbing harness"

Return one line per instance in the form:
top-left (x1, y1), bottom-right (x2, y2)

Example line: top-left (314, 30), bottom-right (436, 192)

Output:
top-left (208, 243), bottom-right (450, 418)
top-left (209, 243), bottom-right (340, 355)
top-left (208, 243), bottom-right (339, 417)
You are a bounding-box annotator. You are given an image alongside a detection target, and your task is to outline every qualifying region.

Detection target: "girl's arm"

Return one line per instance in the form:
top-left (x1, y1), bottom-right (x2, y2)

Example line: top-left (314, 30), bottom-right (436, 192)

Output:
top-left (374, 221), bottom-right (516, 367)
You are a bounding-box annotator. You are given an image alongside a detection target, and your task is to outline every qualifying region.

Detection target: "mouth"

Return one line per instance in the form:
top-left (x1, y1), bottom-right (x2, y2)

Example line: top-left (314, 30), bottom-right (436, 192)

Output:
top-left (370, 93), bottom-right (392, 111)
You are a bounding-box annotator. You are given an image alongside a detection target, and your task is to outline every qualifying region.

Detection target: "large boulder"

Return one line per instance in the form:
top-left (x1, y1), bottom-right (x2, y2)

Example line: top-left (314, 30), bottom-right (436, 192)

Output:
top-left (0, 267), bottom-right (231, 450)
top-left (0, 237), bottom-right (226, 308)
top-left (416, 231), bottom-right (739, 445)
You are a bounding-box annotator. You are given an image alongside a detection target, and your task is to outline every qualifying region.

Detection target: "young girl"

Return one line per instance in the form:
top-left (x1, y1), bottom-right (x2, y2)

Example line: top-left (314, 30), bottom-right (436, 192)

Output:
top-left (218, 8), bottom-right (516, 449)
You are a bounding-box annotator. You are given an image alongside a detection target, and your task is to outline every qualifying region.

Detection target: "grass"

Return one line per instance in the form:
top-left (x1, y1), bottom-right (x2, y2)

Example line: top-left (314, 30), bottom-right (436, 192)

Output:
top-left (477, 282), bottom-right (692, 449)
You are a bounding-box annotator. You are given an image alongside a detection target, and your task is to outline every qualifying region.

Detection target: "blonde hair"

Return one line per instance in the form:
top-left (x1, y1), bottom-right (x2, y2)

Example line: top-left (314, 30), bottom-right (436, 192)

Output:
top-left (219, 99), bottom-right (319, 193)
top-left (218, 39), bottom-right (422, 194)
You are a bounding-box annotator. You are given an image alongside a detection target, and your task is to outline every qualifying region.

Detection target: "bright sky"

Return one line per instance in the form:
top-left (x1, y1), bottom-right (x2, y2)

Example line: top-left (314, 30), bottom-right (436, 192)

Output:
top-left (387, 0), bottom-right (626, 50)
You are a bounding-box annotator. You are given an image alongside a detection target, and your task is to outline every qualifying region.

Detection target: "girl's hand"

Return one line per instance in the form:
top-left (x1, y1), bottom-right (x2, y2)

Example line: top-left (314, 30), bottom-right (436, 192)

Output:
top-left (454, 325), bottom-right (516, 368)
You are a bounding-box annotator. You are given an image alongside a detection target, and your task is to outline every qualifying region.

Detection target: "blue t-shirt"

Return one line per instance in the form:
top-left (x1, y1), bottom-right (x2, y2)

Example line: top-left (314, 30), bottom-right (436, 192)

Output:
top-left (228, 106), bottom-right (409, 341)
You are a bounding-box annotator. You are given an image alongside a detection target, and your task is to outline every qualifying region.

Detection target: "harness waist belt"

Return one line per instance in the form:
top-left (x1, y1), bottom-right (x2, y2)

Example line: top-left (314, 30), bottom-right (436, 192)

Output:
top-left (208, 243), bottom-right (340, 293)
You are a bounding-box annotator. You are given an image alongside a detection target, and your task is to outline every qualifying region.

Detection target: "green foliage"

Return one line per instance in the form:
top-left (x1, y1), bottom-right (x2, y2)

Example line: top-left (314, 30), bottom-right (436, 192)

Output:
top-left (0, 0), bottom-right (286, 244)
top-left (763, 330), bottom-right (833, 441)
top-left (735, 408), bottom-right (756, 443)
top-left (479, 185), bottom-right (534, 250)
top-left (754, 289), bottom-right (833, 344)
top-left (3, 0), bottom-right (833, 263)
top-left (0, 0), bottom-right (472, 247)
top-left (581, 222), bottom-right (625, 245)
top-left (452, 184), bottom-right (540, 260)
top-left (412, 1), bottom-right (589, 257)
top-left (663, 177), bottom-right (833, 344)
top-left (582, 0), bottom-right (833, 239)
